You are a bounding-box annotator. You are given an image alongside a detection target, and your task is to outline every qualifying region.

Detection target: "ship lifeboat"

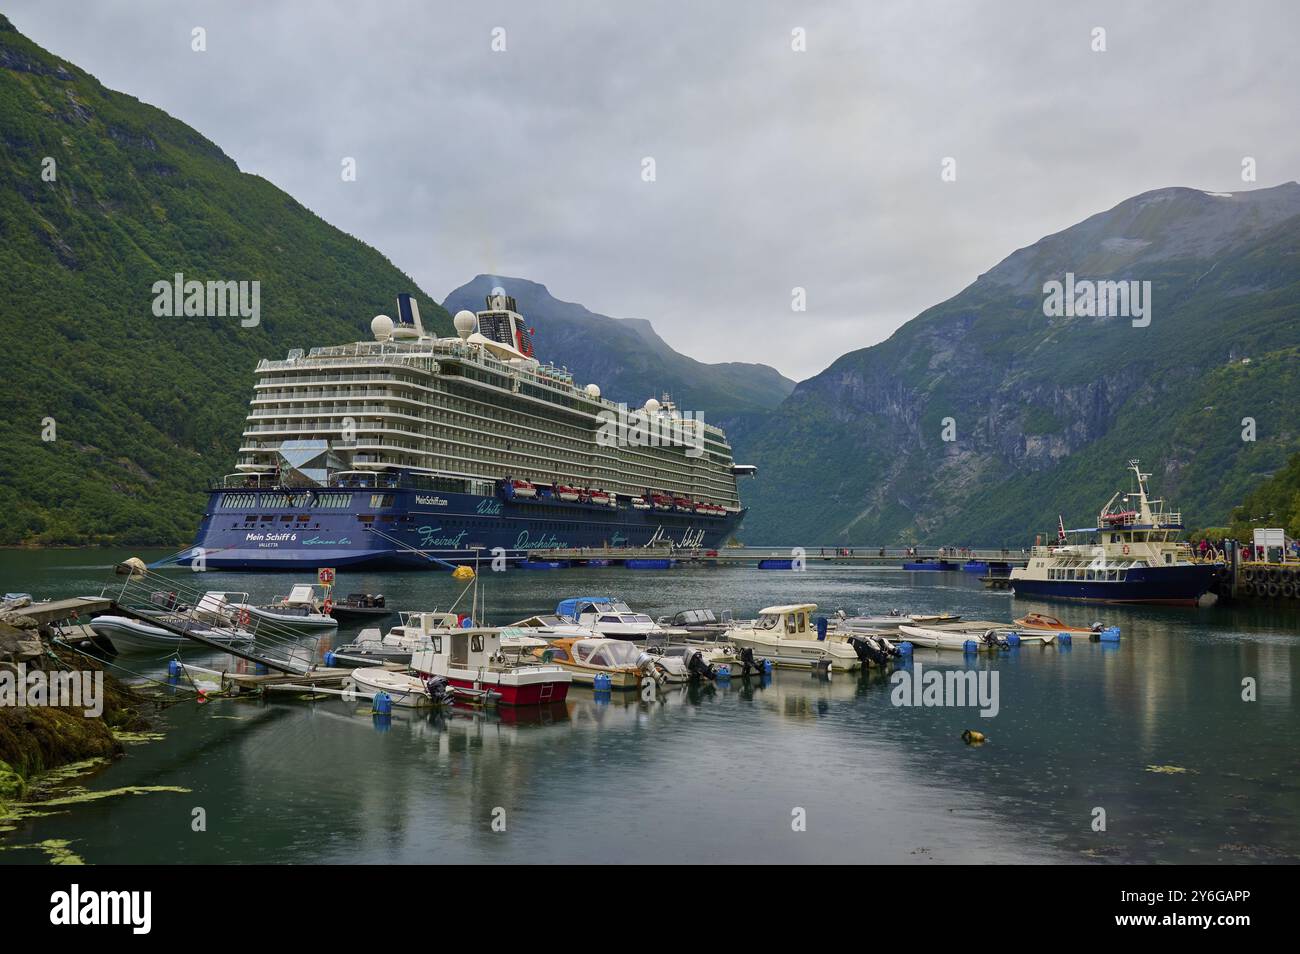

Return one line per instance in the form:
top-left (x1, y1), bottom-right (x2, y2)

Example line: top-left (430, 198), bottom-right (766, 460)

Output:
top-left (651, 494), bottom-right (674, 511)
top-left (510, 479), bottom-right (537, 499)
top-left (673, 497), bottom-right (693, 512)
top-left (1102, 510), bottom-right (1137, 525)
top-left (555, 485), bottom-right (580, 502)
top-left (631, 496), bottom-right (651, 510)
top-left (588, 490), bottom-right (612, 507)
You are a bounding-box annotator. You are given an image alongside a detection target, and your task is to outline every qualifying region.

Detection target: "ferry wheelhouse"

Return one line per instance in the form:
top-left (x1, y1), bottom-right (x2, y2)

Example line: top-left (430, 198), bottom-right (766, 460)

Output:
top-left (1009, 460), bottom-right (1220, 605)
top-left (183, 291), bottom-right (754, 569)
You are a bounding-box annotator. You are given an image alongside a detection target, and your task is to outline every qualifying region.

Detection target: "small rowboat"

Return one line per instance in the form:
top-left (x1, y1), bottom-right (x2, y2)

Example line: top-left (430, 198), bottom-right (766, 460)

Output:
top-left (1013, 613), bottom-right (1103, 636)
top-left (897, 625), bottom-right (1036, 651)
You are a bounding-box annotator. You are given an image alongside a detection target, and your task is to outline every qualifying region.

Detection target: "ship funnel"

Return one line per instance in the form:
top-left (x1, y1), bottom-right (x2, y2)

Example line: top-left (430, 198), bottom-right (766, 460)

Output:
top-left (393, 293), bottom-right (426, 339)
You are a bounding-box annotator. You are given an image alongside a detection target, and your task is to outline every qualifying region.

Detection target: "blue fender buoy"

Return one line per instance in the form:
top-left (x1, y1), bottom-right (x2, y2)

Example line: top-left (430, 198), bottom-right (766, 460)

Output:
top-left (324, 650), bottom-right (336, 667)
top-left (1100, 627), bottom-right (1121, 643)
top-left (372, 691), bottom-right (392, 715)
top-left (897, 641), bottom-right (913, 655)
top-left (716, 664), bottom-right (731, 681)
top-left (815, 616), bottom-right (828, 641)
top-left (1058, 631), bottom-right (1072, 644)
top-left (593, 672), bottom-right (612, 692)
top-left (963, 639), bottom-right (979, 653)
top-left (1006, 633), bottom-right (1021, 647)
top-left (762, 658), bottom-right (773, 674)
top-left (168, 659), bottom-right (180, 677)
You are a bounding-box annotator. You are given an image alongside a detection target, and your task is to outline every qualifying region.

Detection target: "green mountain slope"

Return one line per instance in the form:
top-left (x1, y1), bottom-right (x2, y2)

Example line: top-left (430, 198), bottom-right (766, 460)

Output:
top-left (0, 15), bottom-right (451, 546)
top-left (734, 184), bottom-right (1300, 545)
top-left (442, 274), bottom-right (795, 426)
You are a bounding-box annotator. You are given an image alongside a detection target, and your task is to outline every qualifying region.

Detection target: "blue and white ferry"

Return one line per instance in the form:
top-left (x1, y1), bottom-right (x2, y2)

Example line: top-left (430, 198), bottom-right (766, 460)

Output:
top-left (1009, 460), bottom-right (1220, 605)
top-left (181, 292), bottom-right (753, 570)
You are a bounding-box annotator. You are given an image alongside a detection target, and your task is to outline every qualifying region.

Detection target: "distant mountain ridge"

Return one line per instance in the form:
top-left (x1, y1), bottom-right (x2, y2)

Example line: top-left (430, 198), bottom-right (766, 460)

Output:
top-left (732, 183), bottom-right (1300, 545)
top-left (442, 275), bottom-right (795, 426)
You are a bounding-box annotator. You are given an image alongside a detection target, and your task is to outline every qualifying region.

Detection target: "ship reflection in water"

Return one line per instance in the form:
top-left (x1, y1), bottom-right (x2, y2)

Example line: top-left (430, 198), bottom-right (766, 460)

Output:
top-left (5, 551), bottom-right (1298, 864)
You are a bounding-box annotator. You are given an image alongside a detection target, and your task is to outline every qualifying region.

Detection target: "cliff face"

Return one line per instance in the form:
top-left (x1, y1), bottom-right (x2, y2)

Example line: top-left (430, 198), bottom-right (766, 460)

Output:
top-left (733, 184), bottom-right (1300, 545)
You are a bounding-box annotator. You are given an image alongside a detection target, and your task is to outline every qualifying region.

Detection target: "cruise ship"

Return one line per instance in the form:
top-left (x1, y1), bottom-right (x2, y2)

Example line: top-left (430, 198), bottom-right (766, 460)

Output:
top-left (182, 292), bottom-right (753, 569)
top-left (1009, 460), bottom-right (1220, 605)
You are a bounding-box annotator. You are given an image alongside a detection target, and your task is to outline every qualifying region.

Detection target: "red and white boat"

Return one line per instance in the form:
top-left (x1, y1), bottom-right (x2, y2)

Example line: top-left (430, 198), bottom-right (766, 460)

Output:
top-left (651, 493), bottom-right (674, 511)
top-left (411, 628), bottom-right (571, 706)
top-left (673, 496), bottom-right (693, 512)
top-left (509, 479), bottom-right (538, 499)
top-left (630, 496), bottom-right (651, 510)
top-left (555, 484), bottom-right (581, 502)
top-left (588, 489), bottom-right (613, 507)
top-left (694, 502), bottom-right (725, 516)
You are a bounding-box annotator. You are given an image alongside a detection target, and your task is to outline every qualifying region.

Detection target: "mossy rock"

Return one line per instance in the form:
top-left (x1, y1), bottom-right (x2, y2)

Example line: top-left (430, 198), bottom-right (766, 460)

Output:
top-left (0, 759), bottom-right (24, 801)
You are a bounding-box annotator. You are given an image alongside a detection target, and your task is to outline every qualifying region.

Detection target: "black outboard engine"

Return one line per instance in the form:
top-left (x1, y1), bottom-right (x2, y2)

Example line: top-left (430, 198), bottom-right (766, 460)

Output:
top-left (873, 635), bottom-right (901, 658)
top-left (685, 650), bottom-right (718, 682)
top-left (423, 675), bottom-right (454, 706)
top-left (847, 636), bottom-right (889, 667)
top-left (979, 629), bottom-right (1010, 649)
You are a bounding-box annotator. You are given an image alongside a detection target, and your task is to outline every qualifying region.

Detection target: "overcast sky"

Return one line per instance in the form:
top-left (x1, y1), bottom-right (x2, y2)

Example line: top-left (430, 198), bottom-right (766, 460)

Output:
top-left (8, 1), bottom-right (1298, 379)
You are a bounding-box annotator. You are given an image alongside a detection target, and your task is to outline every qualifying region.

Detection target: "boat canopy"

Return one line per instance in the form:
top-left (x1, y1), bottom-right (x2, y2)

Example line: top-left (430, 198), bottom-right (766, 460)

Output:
top-left (572, 639), bottom-right (643, 667)
top-left (556, 596), bottom-right (618, 618)
top-left (758, 603), bottom-right (818, 615)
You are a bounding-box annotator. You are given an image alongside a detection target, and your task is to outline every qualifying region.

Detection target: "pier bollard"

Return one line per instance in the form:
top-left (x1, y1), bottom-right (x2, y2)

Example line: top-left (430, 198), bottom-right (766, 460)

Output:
top-left (372, 691), bottom-right (392, 715)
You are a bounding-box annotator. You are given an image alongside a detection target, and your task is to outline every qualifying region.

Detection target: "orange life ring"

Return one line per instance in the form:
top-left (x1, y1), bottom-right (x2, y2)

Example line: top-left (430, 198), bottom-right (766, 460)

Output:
top-left (323, 598), bottom-right (333, 615)
top-left (237, 608), bottom-right (251, 626)
top-left (1122, 544), bottom-right (1131, 555)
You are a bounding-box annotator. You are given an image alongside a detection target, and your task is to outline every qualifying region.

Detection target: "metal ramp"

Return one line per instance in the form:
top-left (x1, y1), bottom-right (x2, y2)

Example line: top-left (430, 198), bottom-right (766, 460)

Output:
top-left (99, 563), bottom-right (323, 674)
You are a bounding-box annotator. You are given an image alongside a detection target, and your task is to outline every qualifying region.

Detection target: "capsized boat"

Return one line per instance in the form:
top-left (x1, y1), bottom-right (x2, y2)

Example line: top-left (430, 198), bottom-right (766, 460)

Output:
top-left (231, 584), bottom-right (338, 632)
top-left (897, 625), bottom-right (1025, 651)
top-left (410, 627), bottom-right (571, 706)
top-left (723, 604), bottom-right (860, 672)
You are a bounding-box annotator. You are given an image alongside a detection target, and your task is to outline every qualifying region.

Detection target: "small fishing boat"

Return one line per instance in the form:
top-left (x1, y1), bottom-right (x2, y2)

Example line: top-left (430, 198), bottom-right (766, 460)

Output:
top-left (897, 625), bottom-right (1025, 651)
top-left (349, 667), bottom-right (455, 708)
top-left (1013, 613), bottom-right (1104, 636)
top-left (723, 604), bottom-right (861, 671)
top-left (410, 628), bottom-right (571, 706)
top-left (329, 611), bottom-right (463, 666)
top-left (533, 636), bottom-right (654, 689)
top-left (231, 585), bottom-right (338, 632)
top-left (328, 593), bottom-right (393, 624)
top-left (655, 608), bottom-right (730, 638)
top-left (88, 614), bottom-right (255, 654)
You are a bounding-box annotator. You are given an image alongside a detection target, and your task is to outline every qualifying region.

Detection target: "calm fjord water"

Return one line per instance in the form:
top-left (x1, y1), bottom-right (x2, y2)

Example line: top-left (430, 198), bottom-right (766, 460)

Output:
top-left (3, 548), bottom-right (1297, 864)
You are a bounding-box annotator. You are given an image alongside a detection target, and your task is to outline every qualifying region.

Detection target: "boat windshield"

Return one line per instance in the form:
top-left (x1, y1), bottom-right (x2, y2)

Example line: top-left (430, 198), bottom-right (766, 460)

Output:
top-left (755, 613), bottom-right (781, 630)
top-left (578, 641), bottom-right (642, 667)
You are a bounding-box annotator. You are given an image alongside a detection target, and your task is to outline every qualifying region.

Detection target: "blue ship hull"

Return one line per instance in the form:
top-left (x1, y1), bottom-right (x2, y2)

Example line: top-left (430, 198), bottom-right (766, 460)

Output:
top-left (1011, 563), bottom-right (1220, 605)
top-left (184, 486), bottom-right (745, 570)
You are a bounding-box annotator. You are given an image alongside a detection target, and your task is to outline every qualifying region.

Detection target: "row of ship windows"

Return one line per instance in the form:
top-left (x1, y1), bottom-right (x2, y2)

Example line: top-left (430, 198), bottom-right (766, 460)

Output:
top-left (1049, 568), bottom-right (1128, 581)
top-left (218, 492), bottom-right (394, 510)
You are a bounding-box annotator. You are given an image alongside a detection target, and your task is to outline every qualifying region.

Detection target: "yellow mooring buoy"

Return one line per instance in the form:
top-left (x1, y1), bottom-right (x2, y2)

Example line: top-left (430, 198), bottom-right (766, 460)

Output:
top-left (962, 729), bottom-right (987, 745)
top-left (452, 565), bottom-right (475, 581)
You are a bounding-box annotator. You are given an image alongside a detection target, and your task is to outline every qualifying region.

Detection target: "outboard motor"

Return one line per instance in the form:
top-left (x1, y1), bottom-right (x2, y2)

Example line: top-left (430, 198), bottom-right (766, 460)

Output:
top-left (423, 675), bottom-right (453, 706)
top-left (847, 635), bottom-right (889, 667)
top-left (874, 635), bottom-right (901, 658)
top-left (685, 650), bottom-right (718, 682)
top-left (737, 646), bottom-right (769, 676)
top-left (980, 629), bottom-right (1010, 649)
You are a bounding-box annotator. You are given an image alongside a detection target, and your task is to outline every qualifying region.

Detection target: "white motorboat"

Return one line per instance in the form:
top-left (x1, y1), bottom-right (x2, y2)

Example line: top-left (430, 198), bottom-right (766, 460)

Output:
top-left (349, 666), bottom-right (445, 708)
top-left (723, 604), bottom-right (860, 672)
top-left (330, 611), bottom-right (463, 666)
top-left (897, 625), bottom-right (1027, 651)
top-left (556, 596), bottom-right (676, 640)
top-left (835, 608), bottom-right (962, 631)
top-left (229, 585), bottom-right (338, 632)
top-left (88, 614), bottom-right (255, 654)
